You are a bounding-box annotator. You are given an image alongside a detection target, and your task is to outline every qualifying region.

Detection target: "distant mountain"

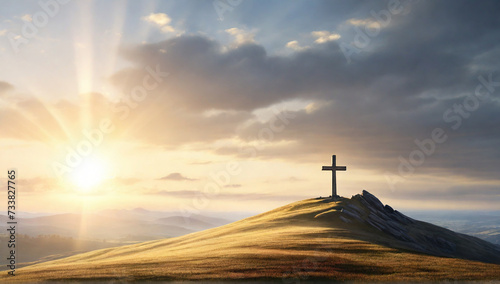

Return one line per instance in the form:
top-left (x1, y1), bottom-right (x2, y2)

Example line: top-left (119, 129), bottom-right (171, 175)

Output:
top-left (0, 215), bottom-right (10, 222)
top-left (156, 215), bottom-right (229, 231)
top-left (97, 208), bottom-right (171, 221)
top-left (0, 210), bottom-right (230, 242)
top-left (407, 211), bottom-right (500, 245)
top-left (156, 215), bottom-right (215, 230)
top-left (16, 213), bottom-right (193, 240)
top-left (0, 211), bottom-right (53, 218)
top-left (8, 190), bottom-right (500, 282)
top-left (189, 213), bottom-right (230, 226)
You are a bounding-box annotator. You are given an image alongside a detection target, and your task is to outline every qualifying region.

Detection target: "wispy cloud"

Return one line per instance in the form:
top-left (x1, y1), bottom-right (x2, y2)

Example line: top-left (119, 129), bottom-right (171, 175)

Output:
top-left (311, 30), bottom-right (340, 44)
top-left (286, 40), bottom-right (309, 51)
top-left (21, 14), bottom-right (32, 22)
top-left (143, 13), bottom-right (175, 33)
top-left (0, 81), bottom-right (13, 95)
top-left (225, 27), bottom-right (255, 45)
top-left (159, 172), bottom-right (198, 181)
top-left (224, 184), bottom-right (242, 188)
top-left (345, 18), bottom-right (380, 29)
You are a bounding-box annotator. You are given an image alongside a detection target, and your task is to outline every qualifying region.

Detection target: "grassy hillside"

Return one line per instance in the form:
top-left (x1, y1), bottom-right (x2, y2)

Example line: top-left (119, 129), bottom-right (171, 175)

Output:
top-left (2, 196), bottom-right (500, 282)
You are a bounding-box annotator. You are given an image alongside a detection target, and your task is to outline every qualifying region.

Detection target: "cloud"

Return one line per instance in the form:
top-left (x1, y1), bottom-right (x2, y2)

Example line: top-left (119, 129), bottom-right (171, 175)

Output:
top-left (0, 86), bottom-right (252, 148)
top-left (159, 173), bottom-right (198, 181)
top-left (224, 184), bottom-right (242, 188)
top-left (142, 13), bottom-right (175, 33)
top-left (311, 31), bottom-right (341, 43)
top-left (0, 92), bottom-right (119, 142)
top-left (286, 40), bottom-right (308, 51)
top-left (0, 81), bottom-right (13, 95)
top-left (225, 27), bottom-right (256, 45)
top-left (345, 18), bottom-right (380, 29)
top-left (0, 29), bottom-right (7, 36)
top-left (16, 177), bottom-right (61, 193)
top-left (21, 14), bottom-right (32, 22)
top-left (286, 177), bottom-right (306, 182)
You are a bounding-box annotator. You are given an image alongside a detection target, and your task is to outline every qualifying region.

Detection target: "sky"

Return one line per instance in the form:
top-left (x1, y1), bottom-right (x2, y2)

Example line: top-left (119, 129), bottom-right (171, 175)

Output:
top-left (0, 0), bottom-right (499, 215)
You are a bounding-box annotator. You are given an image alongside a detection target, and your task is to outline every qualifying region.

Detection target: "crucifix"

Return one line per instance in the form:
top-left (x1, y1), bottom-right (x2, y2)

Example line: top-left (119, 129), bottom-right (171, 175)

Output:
top-left (322, 155), bottom-right (346, 200)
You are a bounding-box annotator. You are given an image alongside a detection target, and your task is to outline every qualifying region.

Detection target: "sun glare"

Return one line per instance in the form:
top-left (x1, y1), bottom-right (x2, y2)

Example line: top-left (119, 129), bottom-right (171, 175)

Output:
top-left (70, 157), bottom-right (108, 192)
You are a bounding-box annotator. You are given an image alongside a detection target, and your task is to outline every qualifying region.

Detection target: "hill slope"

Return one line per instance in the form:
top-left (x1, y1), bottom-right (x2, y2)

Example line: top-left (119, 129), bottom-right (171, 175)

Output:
top-left (3, 191), bottom-right (500, 282)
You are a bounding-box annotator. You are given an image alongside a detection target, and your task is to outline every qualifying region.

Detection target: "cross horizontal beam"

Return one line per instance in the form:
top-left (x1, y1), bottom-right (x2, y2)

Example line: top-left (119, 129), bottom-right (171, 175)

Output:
top-left (322, 166), bottom-right (346, 171)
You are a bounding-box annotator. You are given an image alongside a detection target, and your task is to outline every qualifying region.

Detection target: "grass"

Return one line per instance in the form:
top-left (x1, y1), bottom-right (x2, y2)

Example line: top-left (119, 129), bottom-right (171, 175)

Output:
top-left (2, 198), bottom-right (500, 282)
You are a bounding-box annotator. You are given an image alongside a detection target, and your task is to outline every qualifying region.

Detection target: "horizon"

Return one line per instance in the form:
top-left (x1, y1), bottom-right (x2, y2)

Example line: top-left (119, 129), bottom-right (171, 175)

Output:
top-left (1, 0), bottom-right (499, 217)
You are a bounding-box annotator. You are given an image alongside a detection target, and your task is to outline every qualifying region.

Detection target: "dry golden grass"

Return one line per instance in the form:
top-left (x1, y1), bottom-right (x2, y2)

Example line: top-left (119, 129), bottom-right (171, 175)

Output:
top-left (2, 198), bottom-right (500, 282)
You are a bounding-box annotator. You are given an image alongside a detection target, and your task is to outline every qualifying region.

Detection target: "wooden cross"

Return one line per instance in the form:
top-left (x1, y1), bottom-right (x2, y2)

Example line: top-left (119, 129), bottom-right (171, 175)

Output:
top-left (322, 155), bottom-right (346, 200)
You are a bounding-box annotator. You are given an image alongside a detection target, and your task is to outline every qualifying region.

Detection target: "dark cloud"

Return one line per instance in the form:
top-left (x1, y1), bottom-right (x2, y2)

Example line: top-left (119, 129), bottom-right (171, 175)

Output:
top-left (105, 0), bottom-right (500, 181)
top-left (0, 81), bottom-right (13, 95)
top-left (159, 173), bottom-right (198, 181)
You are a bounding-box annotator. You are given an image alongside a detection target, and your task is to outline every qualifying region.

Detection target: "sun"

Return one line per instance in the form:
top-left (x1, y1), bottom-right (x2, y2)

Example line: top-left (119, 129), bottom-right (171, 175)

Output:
top-left (70, 156), bottom-right (108, 192)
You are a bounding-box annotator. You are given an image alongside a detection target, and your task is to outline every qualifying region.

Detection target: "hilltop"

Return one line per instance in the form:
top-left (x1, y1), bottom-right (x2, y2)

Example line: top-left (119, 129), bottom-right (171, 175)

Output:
top-left (3, 190), bottom-right (500, 282)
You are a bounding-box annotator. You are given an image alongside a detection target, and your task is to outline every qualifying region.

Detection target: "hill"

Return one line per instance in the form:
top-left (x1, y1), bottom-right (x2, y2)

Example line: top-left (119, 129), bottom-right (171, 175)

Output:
top-left (3, 191), bottom-right (500, 282)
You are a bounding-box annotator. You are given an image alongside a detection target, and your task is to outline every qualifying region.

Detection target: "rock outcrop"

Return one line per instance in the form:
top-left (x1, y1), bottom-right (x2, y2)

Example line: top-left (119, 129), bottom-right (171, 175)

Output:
top-left (349, 190), bottom-right (416, 242)
top-left (328, 190), bottom-right (500, 263)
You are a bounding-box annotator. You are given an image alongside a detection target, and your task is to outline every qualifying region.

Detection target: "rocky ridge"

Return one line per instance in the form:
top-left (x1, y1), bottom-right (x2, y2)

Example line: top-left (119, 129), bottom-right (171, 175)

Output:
top-left (319, 190), bottom-right (500, 264)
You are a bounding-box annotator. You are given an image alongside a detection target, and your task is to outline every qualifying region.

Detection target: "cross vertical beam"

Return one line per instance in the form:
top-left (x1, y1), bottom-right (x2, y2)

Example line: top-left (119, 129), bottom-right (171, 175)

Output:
top-left (322, 155), bottom-right (347, 200)
top-left (332, 155), bottom-right (337, 197)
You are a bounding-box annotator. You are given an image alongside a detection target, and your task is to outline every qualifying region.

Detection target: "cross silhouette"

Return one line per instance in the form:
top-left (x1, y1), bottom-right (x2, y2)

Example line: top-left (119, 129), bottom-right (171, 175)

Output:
top-left (322, 155), bottom-right (346, 200)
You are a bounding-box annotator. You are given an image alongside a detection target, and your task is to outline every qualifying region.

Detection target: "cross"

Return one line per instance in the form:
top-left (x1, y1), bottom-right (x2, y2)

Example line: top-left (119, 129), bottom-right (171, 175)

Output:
top-left (322, 155), bottom-right (346, 200)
